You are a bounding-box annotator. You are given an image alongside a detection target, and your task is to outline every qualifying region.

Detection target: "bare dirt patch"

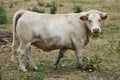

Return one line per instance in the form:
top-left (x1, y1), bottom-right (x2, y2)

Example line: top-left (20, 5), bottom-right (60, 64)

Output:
top-left (0, 30), bottom-right (12, 46)
top-left (0, 30), bottom-right (12, 67)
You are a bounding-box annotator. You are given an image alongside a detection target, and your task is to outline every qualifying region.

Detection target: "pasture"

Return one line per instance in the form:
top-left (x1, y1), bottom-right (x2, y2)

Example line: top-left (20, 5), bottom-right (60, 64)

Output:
top-left (0, 0), bottom-right (120, 80)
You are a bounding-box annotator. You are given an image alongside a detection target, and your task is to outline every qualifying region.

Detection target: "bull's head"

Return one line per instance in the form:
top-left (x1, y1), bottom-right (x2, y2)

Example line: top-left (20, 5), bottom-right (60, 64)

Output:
top-left (79, 10), bottom-right (108, 33)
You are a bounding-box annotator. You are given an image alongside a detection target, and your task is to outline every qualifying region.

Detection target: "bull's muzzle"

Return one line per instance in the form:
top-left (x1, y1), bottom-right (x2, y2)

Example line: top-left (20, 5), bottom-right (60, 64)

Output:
top-left (93, 28), bottom-right (100, 33)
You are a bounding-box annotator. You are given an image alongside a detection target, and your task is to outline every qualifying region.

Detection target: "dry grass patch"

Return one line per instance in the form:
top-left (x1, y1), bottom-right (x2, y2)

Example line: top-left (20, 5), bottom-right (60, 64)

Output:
top-left (0, 0), bottom-right (120, 80)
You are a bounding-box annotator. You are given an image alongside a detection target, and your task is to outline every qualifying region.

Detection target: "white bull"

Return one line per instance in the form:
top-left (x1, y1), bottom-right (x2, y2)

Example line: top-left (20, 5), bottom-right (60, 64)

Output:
top-left (12, 10), bottom-right (108, 72)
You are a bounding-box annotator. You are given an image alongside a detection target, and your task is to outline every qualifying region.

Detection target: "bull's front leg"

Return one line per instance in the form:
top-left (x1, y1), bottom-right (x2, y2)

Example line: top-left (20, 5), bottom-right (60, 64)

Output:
top-left (75, 48), bottom-right (83, 68)
top-left (74, 41), bottom-right (84, 68)
top-left (54, 49), bottom-right (66, 70)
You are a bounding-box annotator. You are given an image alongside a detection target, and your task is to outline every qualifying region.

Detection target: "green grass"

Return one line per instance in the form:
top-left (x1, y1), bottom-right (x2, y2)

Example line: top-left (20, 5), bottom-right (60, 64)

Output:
top-left (102, 25), bottom-right (120, 34)
top-left (0, 24), bottom-right (12, 30)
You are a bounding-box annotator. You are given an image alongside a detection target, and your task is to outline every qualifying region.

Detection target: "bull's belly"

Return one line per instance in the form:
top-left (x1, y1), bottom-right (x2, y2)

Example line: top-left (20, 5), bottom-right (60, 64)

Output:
top-left (31, 41), bottom-right (60, 51)
top-left (31, 41), bottom-right (74, 52)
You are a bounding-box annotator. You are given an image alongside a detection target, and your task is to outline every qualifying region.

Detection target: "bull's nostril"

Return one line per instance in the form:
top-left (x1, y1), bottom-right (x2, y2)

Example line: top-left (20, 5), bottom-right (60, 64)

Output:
top-left (93, 28), bottom-right (99, 33)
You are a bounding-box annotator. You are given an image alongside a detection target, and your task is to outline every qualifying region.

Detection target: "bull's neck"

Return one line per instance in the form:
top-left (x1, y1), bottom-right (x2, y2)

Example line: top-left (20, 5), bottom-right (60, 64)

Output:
top-left (85, 24), bottom-right (91, 37)
top-left (83, 23), bottom-right (91, 46)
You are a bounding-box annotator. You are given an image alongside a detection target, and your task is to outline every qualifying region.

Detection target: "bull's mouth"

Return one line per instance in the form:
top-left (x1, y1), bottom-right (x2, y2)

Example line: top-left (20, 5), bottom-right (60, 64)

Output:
top-left (91, 30), bottom-right (100, 34)
top-left (93, 31), bottom-right (100, 33)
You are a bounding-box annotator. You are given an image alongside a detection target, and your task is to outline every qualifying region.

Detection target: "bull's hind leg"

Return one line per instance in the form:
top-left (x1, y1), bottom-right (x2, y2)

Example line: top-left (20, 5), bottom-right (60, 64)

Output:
top-left (54, 49), bottom-right (66, 70)
top-left (26, 47), bottom-right (38, 71)
top-left (17, 42), bottom-right (30, 72)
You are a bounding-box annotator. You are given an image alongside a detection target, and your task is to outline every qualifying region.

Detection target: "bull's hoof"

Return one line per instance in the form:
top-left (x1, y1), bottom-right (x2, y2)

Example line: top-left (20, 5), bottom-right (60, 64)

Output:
top-left (77, 65), bottom-right (83, 69)
top-left (32, 69), bottom-right (39, 72)
top-left (32, 68), bottom-right (39, 71)
top-left (18, 68), bottom-right (27, 72)
top-left (76, 63), bottom-right (84, 70)
top-left (29, 65), bottom-right (39, 71)
top-left (54, 65), bottom-right (58, 70)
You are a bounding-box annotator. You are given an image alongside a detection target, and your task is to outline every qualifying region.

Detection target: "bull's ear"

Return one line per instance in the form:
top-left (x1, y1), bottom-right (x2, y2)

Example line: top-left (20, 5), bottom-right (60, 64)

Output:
top-left (79, 15), bottom-right (88, 21)
top-left (100, 13), bottom-right (108, 20)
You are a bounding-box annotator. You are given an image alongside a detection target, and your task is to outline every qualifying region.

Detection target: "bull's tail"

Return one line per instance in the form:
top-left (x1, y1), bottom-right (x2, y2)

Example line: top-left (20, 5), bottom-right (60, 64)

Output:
top-left (11, 10), bottom-right (25, 62)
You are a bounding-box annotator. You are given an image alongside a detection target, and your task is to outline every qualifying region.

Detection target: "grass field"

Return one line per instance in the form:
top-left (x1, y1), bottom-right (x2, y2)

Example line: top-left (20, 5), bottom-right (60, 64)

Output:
top-left (0, 0), bottom-right (120, 80)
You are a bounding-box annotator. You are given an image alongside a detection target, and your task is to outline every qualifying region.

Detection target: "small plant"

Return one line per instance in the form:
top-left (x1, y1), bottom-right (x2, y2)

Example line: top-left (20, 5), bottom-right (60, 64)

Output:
top-left (91, 32), bottom-right (104, 38)
top-left (50, 2), bottom-right (57, 14)
top-left (28, 6), bottom-right (45, 13)
top-left (82, 55), bottom-right (103, 71)
top-left (92, 33), bottom-right (100, 38)
top-left (24, 0), bottom-right (30, 2)
top-left (73, 5), bottom-right (83, 13)
top-left (45, 3), bottom-right (51, 7)
top-left (37, 0), bottom-right (44, 6)
top-left (9, 3), bottom-right (13, 8)
top-left (115, 40), bottom-right (120, 54)
top-left (31, 73), bottom-right (46, 80)
top-left (0, 4), bottom-right (8, 24)
top-left (58, 3), bottom-right (64, 7)
top-left (45, 2), bottom-right (64, 8)
top-left (0, 1), bottom-right (5, 5)
top-left (21, 73), bottom-right (46, 80)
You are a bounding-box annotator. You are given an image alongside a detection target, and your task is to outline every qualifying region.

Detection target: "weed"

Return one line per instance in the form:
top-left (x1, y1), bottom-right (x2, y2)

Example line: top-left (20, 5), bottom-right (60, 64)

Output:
top-left (0, 1), bottom-right (5, 5)
top-left (45, 3), bottom-right (51, 7)
top-left (9, 3), bottom-right (13, 8)
top-left (91, 33), bottom-right (100, 38)
top-left (91, 31), bottom-right (104, 39)
top-left (58, 3), bottom-right (64, 7)
top-left (28, 6), bottom-right (45, 13)
top-left (116, 40), bottom-right (120, 54)
top-left (37, 0), bottom-right (44, 6)
top-left (82, 54), bottom-right (103, 72)
top-left (60, 56), bottom-right (75, 68)
top-left (44, 2), bottom-right (62, 14)
top-left (45, 2), bottom-right (63, 7)
top-left (21, 73), bottom-right (46, 80)
top-left (30, 73), bottom-right (46, 80)
top-left (91, 33), bottom-right (103, 39)
top-left (24, 0), bottom-right (30, 2)
top-left (0, 4), bottom-right (8, 24)
top-left (73, 5), bottom-right (83, 13)
top-left (50, 2), bottom-right (57, 14)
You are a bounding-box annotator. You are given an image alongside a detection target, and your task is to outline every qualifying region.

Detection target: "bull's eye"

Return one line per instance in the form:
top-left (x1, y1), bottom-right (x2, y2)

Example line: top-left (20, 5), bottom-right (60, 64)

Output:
top-left (88, 19), bottom-right (92, 22)
top-left (99, 19), bottom-right (101, 22)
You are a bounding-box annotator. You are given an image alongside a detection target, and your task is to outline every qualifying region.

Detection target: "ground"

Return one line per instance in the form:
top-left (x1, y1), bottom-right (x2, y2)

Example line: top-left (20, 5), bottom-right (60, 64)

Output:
top-left (0, 0), bottom-right (120, 80)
